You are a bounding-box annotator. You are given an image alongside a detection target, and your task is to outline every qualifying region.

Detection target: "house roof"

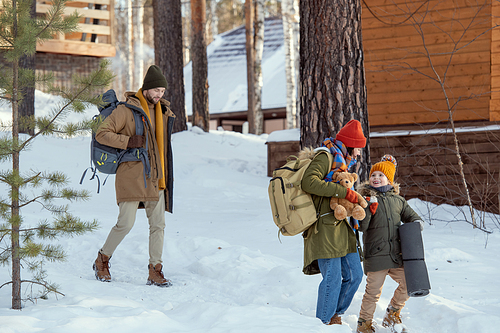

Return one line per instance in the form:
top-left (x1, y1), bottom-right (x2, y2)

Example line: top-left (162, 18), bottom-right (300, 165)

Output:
top-left (184, 17), bottom-right (286, 116)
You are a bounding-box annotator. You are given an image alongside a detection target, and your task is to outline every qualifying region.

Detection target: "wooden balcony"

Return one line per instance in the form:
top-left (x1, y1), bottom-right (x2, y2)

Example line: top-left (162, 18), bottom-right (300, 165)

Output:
top-left (35, 0), bottom-right (115, 58)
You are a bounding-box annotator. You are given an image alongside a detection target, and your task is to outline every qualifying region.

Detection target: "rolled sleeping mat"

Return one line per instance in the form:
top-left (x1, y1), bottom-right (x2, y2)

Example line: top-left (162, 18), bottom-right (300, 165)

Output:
top-left (399, 222), bottom-right (431, 297)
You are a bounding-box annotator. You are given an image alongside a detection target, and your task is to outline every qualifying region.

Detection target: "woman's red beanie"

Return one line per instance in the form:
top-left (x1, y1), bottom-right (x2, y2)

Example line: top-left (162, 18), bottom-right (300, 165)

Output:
top-left (335, 119), bottom-right (366, 148)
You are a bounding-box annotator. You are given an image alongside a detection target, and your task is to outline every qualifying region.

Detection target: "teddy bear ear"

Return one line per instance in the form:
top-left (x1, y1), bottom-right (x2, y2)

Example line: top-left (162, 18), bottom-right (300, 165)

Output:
top-left (352, 173), bottom-right (358, 182)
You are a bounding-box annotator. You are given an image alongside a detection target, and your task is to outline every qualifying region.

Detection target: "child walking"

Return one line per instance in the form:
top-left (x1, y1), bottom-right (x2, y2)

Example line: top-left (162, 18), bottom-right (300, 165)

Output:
top-left (355, 155), bottom-right (424, 333)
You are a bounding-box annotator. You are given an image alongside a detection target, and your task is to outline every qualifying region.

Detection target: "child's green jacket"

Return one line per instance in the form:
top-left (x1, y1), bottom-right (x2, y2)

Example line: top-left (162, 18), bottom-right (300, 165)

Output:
top-left (357, 181), bottom-right (422, 273)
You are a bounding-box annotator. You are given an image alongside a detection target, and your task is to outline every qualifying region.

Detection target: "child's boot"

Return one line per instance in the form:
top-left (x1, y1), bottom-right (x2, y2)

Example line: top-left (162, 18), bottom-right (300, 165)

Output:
top-left (382, 305), bottom-right (408, 332)
top-left (356, 318), bottom-right (375, 333)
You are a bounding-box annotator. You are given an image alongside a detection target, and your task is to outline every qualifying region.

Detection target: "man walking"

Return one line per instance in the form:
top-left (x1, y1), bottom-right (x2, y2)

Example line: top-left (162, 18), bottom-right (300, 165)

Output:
top-left (93, 65), bottom-right (175, 287)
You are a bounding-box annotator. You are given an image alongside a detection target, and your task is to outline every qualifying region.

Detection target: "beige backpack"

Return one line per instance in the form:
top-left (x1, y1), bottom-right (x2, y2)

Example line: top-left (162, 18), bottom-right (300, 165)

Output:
top-left (268, 150), bottom-right (333, 236)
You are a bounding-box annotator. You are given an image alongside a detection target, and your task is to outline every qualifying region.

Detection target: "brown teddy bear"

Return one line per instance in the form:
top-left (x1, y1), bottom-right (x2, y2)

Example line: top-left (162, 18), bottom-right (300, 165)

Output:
top-left (329, 172), bottom-right (368, 221)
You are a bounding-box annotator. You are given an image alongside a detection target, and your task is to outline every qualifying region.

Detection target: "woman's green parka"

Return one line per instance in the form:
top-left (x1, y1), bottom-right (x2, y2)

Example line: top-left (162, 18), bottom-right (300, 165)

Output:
top-left (301, 149), bottom-right (358, 275)
top-left (357, 181), bottom-right (422, 273)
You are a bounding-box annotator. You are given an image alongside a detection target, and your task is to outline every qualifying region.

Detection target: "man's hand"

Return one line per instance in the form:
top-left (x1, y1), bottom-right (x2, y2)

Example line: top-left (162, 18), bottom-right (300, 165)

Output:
top-left (127, 135), bottom-right (144, 148)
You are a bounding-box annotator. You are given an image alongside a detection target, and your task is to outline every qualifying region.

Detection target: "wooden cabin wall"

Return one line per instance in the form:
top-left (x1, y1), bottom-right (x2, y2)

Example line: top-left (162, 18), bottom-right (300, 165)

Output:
top-left (370, 126), bottom-right (500, 214)
top-left (362, 0), bottom-right (492, 126)
top-left (0, 53), bottom-right (105, 93)
top-left (35, 53), bottom-right (104, 93)
top-left (266, 141), bottom-right (301, 177)
top-left (265, 123), bottom-right (500, 214)
top-left (490, 1), bottom-right (500, 120)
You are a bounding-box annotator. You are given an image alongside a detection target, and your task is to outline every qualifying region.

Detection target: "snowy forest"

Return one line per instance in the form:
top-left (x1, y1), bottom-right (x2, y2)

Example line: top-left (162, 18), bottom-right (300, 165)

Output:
top-left (112, 0), bottom-right (284, 100)
top-left (1, 1), bottom-right (500, 332)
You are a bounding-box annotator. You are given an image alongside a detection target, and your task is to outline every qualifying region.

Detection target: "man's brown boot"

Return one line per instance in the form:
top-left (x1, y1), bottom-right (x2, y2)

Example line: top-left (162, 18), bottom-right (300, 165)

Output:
top-left (147, 263), bottom-right (172, 287)
top-left (93, 252), bottom-right (111, 282)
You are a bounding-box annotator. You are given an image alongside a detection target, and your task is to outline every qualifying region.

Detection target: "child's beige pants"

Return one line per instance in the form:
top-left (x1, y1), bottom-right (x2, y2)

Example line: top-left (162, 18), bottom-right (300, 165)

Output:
top-left (100, 191), bottom-right (165, 265)
top-left (359, 267), bottom-right (410, 321)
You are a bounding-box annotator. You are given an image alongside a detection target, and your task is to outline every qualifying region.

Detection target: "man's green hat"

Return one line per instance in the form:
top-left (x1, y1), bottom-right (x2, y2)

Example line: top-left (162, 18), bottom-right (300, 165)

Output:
top-left (142, 65), bottom-right (168, 91)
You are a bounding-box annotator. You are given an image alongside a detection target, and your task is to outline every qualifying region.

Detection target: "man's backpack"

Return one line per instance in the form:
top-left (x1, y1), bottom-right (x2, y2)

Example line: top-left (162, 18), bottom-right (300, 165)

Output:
top-left (268, 150), bottom-right (333, 236)
top-left (80, 89), bottom-right (151, 192)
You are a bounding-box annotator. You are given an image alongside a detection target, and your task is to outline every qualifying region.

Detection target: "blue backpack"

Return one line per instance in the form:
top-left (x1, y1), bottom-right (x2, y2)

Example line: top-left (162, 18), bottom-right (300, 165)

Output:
top-left (80, 89), bottom-right (151, 192)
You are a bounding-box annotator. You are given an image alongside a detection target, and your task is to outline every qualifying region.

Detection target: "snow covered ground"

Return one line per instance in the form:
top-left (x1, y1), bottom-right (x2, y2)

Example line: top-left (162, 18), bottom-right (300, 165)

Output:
top-left (0, 93), bottom-right (499, 332)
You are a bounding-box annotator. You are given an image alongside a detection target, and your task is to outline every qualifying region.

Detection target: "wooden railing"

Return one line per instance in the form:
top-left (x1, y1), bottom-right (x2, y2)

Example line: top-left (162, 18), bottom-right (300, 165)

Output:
top-left (35, 0), bottom-right (115, 57)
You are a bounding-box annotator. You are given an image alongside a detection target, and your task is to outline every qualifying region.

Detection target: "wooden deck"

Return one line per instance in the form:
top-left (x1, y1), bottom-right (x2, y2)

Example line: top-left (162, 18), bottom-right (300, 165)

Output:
top-left (35, 0), bottom-right (115, 57)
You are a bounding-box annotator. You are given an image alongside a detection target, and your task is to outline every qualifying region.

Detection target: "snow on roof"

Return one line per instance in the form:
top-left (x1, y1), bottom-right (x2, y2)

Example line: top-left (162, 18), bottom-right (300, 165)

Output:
top-left (370, 124), bottom-right (500, 137)
top-left (184, 17), bottom-right (286, 116)
top-left (265, 125), bottom-right (500, 143)
top-left (266, 128), bottom-right (300, 143)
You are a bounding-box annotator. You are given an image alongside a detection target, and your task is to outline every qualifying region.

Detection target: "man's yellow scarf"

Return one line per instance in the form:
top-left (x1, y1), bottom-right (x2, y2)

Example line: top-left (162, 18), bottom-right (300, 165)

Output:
top-left (136, 89), bottom-right (166, 190)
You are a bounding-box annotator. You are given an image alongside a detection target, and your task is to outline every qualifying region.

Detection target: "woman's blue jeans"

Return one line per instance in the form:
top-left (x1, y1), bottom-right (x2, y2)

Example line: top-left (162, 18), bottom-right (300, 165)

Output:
top-left (316, 252), bottom-right (363, 324)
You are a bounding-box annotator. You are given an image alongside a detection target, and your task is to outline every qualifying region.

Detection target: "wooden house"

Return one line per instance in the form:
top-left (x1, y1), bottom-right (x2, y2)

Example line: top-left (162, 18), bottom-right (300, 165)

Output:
top-left (1, 1), bottom-right (115, 89)
top-left (361, 0), bottom-right (500, 214)
top-left (183, 17), bottom-right (287, 133)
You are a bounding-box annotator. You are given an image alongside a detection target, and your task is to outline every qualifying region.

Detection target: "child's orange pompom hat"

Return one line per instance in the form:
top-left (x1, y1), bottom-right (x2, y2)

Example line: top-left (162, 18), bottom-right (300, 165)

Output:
top-left (370, 154), bottom-right (397, 184)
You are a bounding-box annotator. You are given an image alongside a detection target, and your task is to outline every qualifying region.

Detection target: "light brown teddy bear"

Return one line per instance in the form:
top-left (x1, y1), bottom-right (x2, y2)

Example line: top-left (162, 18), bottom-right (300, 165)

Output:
top-left (329, 172), bottom-right (368, 221)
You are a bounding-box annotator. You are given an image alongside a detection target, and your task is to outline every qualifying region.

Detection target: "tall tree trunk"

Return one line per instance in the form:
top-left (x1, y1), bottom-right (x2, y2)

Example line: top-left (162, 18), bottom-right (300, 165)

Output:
top-left (153, 0), bottom-right (187, 133)
top-left (293, 0), bottom-right (300, 128)
top-left (299, 0), bottom-right (370, 181)
top-left (281, 0), bottom-right (299, 129)
top-left (134, 0), bottom-right (145, 86)
top-left (268, 0), bottom-right (279, 15)
top-left (253, 0), bottom-right (264, 135)
top-left (183, 1), bottom-right (191, 65)
top-left (191, 0), bottom-right (209, 131)
top-left (18, 0), bottom-right (36, 136)
top-left (246, 0), bottom-right (264, 135)
top-left (245, 0), bottom-right (255, 133)
top-left (114, 4), bottom-right (127, 96)
top-left (11, 59), bottom-right (21, 310)
top-left (210, 0), bottom-right (218, 40)
top-left (11, 0), bottom-right (21, 310)
top-left (126, 0), bottom-right (134, 89)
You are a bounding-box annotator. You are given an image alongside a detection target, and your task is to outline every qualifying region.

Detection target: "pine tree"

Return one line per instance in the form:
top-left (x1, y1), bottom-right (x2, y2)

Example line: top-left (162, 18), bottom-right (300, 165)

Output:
top-left (0, 0), bottom-right (114, 309)
top-left (191, 0), bottom-right (209, 131)
top-left (299, 0), bottom-right (370, 181)
top-left (281, 0), bottom-right (299, 129)
top-left (153, 0), bottom-right (187, 133)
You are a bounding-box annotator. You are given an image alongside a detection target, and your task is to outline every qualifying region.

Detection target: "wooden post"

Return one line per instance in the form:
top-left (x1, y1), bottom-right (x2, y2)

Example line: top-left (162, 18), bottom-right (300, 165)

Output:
top-left (245, 0), bottom-right (255, 133)
top-left (191, 0), bottom-right (209, 131)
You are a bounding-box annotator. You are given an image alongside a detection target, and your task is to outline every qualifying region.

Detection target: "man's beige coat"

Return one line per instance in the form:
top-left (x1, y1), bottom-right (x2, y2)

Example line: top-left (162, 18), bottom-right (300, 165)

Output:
top-left (95, 92), bottom-right (175, 212)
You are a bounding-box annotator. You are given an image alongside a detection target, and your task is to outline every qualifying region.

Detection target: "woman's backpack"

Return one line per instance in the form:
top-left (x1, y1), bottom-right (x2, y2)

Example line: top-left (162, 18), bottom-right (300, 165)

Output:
top-left (268, 151), bottom-right (333, 236)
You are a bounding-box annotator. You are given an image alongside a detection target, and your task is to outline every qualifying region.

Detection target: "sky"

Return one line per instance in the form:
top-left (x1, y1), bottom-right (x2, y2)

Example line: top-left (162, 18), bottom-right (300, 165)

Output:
top-left (0, 92), bottom-right (499, 333)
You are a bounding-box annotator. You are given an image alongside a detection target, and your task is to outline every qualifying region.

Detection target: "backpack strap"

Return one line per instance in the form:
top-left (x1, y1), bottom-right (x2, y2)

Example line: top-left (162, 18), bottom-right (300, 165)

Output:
top-left (120, 103), bottom-right (152, 189)
top-left (353, 219), bottom-right (364, 262)
top-left (81, 90), bottom-right (152, 193)
top-left (308, 150), bottom-right (335, 228)
top-left (81, 96), bottom-right (155, 193)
